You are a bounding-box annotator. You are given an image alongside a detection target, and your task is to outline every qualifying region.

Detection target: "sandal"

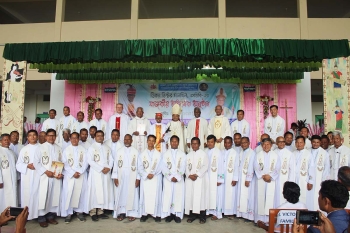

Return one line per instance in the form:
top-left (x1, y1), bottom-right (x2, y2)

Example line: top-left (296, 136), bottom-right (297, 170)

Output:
top-left (211, 216), bottom-right (218, 220)
top-left (117, 214), bottom-right (125, 221)
top-left (128, 217), bottom-right (136, 221)
top-left (187, 218), bottom-right (196, 223)
top-left (199, 218), bottom-right (206, 224)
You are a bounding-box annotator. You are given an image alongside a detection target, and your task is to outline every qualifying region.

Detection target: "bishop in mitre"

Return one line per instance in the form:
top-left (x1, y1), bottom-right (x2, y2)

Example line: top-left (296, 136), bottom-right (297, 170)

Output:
top-left (61, 132), bottom-right (89, 223)
top-left (127, 107), bottom-right (151, 154)
top-left (208, 105), bottom-right (231, 150)
top-left (161, 135), bottom-right (186, 223)
top-left (185, 137), bottom-right (209, 224)
top-left (166, 104), bottom-right (185, 152)
top-left (112, 134), bottom-right (140, 222)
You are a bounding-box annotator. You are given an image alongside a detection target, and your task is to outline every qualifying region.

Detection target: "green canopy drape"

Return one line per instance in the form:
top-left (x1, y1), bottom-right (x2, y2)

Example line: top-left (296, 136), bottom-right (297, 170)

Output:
top-left (3, 38), bottom-right (349, 83)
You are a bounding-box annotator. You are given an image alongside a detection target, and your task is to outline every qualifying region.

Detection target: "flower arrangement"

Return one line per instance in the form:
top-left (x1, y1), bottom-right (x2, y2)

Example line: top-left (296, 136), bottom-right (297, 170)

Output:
top-left (257, 95), bottom-right (274, 119)
top-left (85, 96), bottom-right (101, 121)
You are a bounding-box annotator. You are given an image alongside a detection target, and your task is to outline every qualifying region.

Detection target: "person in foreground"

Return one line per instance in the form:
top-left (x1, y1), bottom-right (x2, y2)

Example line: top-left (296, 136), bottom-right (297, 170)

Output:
top-left (292, 213), bottom-right (336, 233)
top-left (0, 206), bottom-right (29, 233)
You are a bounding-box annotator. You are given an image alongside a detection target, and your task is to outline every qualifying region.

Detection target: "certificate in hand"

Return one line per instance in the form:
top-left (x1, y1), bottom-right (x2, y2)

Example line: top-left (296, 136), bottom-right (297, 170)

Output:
top-left (137, 123), bottom-right (146, 136)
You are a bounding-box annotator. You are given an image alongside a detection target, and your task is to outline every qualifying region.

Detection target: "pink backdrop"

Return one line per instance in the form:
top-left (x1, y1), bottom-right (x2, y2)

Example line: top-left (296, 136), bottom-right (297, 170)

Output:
top-left (64, 82), bottom-right (82, 117)
top-left (243, 85), bottom-right (258, 148)
top-left (277, 84), bottom-right (297, 132)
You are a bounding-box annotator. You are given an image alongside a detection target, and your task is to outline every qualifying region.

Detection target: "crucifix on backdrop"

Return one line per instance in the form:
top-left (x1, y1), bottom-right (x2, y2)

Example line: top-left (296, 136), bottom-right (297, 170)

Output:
top-left (280, 99), bottom-right (293, 130)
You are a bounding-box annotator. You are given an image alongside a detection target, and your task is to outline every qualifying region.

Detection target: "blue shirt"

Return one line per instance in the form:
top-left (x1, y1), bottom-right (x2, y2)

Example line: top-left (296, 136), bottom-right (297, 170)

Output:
top-left (307, 209), bottom-right (349, 233)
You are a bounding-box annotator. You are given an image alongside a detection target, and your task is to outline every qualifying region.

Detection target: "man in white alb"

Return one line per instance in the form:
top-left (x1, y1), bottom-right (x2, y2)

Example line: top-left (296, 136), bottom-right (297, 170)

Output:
top-left (89, 109), bottom-right (108, 134)
top-left (107, 103), bottom-right (129, 141)
top-left (9, 130), bottom-right (24, 158)
top-left (233, 133), bottom-right (242, 155)
top-left (104, 129), bottom-right (123, 159)
top-left (231, 110), bottom-right (250, 137)
top-left (112, 134), bottom-right (140, 222)
top-left (58, 106), bottom-right (76, 144)
top-left (60, 128), bottom-right (71, 151)
top-left (72, 111), bottom-right (89, 134)
top-left (41, 109), bottom-right (60, 133)
top-left (255, 134), bottom-right (276, 154)
top-left (186, 107), bottom-right (208, 151)
top-left (161, 135), bottom-right (186, 223)
top-left (284, 131), bottom-right (295, 152)
top-left (167, 104), bottom-right (185, 152)
top-left (79, 129), bottom-right (91, 150)
top-left (208, 105), bottom-right (231, 150)
top-left (149, 113), bottom-right (168, 154)
top-left (128, 107), bottom-right (151, 154)
top-left (0, 134), bottom-right (18, 213)
top-left (87, 126), bottom-right (97, 144)
top-left (328, 131), bottom-right (350, 180)
top-left (295, 127), bottom-right (311, 150)
top-left (264, 105), bottom-right (285, 142)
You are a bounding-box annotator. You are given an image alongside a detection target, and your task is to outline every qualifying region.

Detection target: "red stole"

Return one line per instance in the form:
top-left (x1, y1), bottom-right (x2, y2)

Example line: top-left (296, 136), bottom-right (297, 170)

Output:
top-left (195, 119), bottom-right (200, 138)
top-left (115, 117), bottom-right (121, 130)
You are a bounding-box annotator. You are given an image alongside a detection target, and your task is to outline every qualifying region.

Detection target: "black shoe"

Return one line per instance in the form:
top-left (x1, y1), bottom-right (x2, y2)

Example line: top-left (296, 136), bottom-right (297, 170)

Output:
top-left (98, 214), bottom-right (109, 219)
top-left (140, 215), bottom-right (148, 222)
top-left (65, 215), bottom-right (72, 224)
top-left (91, 215), bottom-right (99, 222)
top-left (165, 215), bottom-right (173, 223)
top-left (174, 217), bottom-right (181, 223)
top-left (154, 217), bottom-right (161, 222)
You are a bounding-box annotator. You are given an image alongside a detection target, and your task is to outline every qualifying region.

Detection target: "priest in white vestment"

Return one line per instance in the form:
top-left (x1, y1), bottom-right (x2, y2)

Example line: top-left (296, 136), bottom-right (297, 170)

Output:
top-left (0, 134), bottom-right (18, 213)
top-left (107, 103), bottom-right (129, 141)
top-left (104, 129), bottom-right (123, 160)
top-left (41, 109), bottom-right (60, 138)
top-left (166, 104), bottom-right (185, 152)
top-left (10, 131), bottom-right (24, 158)
top-left (16, 130), bottom-right (38, 219)
top-left (206, 135), bottom-right (225, 220)
top-left (32, 129), bottom-right (63, 227)
top-left (185, 137), bottom-right (209, 224)
top-left (233, 133), bottom-right (242, 155)
top-left (60, 128), bottom-right (72, 151)
top-left (294, 127), bottom-right (312, 150)
top-left (254, 138), bottom-right (281, 224)
top-left (139, 135), bottom-right (163, 222)
top-left (79, 128), bottom-right (92, 150)
top-left (86, 130), bottom-right (114, 221)
top-left (306, 135), bottom-right (330, 211)
top-left (208, 105), bottom-right (231, 150)
top-left (87, 126), bottom-right (97, 144)
top-left (284, 131), bottom-right (295, 152)
top-left (321, 135), bottom-right (331, 152)
top-left (127, 107), bottom-right (151, 154)
top-left (231, 110), bottom-right (250, 137)
top-left (255, 134), bottom-right (276, 154)
top-left (61, 132), bottom-right (89, 222)
top-left (293, 136), bottom-right (315, 206)
top-left (112, 134), bottom-right (140, 221)
top-left (264, 105), bottom-right (285, 142)
top-left (186, 108), bottom-right (208, 151)
top-left (274, 136), bottom-right (296, 207)
top-left (72, 111), bottom-right (89, 134)
top-left (58, 106), bottom-right (76, 144)
top-left (222, 136), bottom-right (240, 218)
top-left (149, 113), bottom-right (168, 154)
top-left (161, 135), bottom-right (186, 223)
top-left (328, 131), bottom-right (350, 180)
top-left (236, 137), bottom-right (256, 221)
top-left (89, 109), bottom-right (108, 134)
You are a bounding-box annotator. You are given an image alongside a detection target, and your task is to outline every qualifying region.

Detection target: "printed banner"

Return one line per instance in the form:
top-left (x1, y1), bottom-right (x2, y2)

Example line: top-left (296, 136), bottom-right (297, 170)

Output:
top-left (323, 57), bottom-right (350, 146)
top-left (118, 83), bottom-right (240, 123)
top-left (1, 60), bottom-right (27, 143)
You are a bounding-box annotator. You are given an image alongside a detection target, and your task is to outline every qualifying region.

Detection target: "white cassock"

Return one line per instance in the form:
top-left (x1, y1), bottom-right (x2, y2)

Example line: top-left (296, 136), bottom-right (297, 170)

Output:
top-left (254, 150), bottom-right (281, 223)
top-left (41, 118), bottom-right (60, 133)
top-left (89, 118), bottom-right (108, 134)
top-left (285, 144), bottom-right (295, 152)
top-left (161, 148), bottom-right (186, 219)
top-left (86, 142), bottom-right (114, 211)
top-left (185, 149), bottom-right (209, 214)
top-left (71, 121), bottom-right (89, 133)
top-left (328, 145), bottom-right (350, 180)
top-left (61, 141), bottom-right (71, 151)
top-left (104, 139), bottom-right (123, 160)
top-left (255, 144), bottom-right (277, 154)
top-left (58, 115), bottom-right (76, 144)
top-left (138, 149), bottom-right (162, 217)
top-left (206, 147), bottom-right (225, 218)
top-left (274, 147), bottom-right (296, 207)
top-left (222, 148), bottom-right (239, 216)
top-left (107, 113), bottom-right (129, 141)
top-left (236, 148), bottom-right (256, 221)
top-left (0, 147), bottom-right (18, 212)
top-left (79, 140), bottom-right (91, 150)
top-left (33, 142), bottom-right (63, 218)
top-left (186, 117), bottom-right (208, 151)
top-left (234, 146), bottom-right (242, 155)
top-left (16, 143), bottom-right (38, 218)
top-left (61, 145), bottom-right (89, 216)
top-left (128, 116), bottom-right (151, 154)
top-left (306, 148), bottom-right (330, 211)
top-left (208, 115), bottom-right (231, 150)
top-left (264, 115), bottom-right (285, 142)
top-left (231, 119), bottom-right (250, 137)
top-left (294, 149), bottom-right (315, 205)
top-left (87, 138), bottom-right (95, 145)
top-left (10, 143), bottom-right (24, 159)
top-left (9, 143), bottom-right (23, 205)
top-left (112, 146), bottom-right (140, 218)
top-left (149, 123), bottom-right (168, 154)
top-left (166, 121), bottom-right (185, 153)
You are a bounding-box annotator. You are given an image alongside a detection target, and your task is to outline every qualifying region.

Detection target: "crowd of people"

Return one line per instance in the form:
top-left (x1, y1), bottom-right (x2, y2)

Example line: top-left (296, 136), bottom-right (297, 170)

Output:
top-left (0, 103), bottom-right (350, 233)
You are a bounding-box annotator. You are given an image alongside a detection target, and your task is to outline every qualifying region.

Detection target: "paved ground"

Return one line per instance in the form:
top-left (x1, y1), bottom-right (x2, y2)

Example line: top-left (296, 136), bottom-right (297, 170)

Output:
top-left (5, 214), bottom-right (264, 233)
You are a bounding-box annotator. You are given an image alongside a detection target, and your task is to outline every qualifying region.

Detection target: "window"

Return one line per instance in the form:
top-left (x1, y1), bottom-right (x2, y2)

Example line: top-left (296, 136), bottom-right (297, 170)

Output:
top-left (139, 0), bottom-right (218, 19)
top-left (65, 0), bottom-right (131, 21)
top-left (307, 0), bottom-right (350, 18)
top-left (0, 0), bottom-right (56, 24)
top-left (226, 0), bottom-right (298, 18)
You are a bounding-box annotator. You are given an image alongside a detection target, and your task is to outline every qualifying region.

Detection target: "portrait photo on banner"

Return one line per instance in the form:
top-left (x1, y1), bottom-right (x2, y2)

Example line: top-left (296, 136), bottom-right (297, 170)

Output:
top-left (118, 83), bottom-right (240, 123)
